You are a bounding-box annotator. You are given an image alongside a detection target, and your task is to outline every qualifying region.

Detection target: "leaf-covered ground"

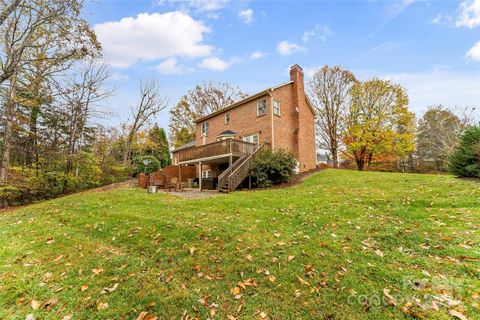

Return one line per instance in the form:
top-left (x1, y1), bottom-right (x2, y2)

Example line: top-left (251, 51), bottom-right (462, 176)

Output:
top-left (1, 170), bottom-right (479, 320)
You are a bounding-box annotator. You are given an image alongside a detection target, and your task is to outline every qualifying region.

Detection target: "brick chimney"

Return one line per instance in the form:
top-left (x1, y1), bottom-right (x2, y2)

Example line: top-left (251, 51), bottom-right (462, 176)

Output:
top-left (289, 64), bottom-right (304, 111)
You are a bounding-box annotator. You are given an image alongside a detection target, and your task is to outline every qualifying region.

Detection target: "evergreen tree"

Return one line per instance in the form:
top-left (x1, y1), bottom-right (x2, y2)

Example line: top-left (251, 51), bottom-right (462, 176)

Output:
top-left (148, 124), bottom-right (171, 168)
top-left (449, 126), bottom-right (480, 178)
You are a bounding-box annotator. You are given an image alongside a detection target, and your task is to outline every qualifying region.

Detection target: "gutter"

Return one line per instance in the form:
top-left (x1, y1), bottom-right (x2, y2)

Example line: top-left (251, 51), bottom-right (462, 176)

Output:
top-left (267, 88), bottom-right (275, 149)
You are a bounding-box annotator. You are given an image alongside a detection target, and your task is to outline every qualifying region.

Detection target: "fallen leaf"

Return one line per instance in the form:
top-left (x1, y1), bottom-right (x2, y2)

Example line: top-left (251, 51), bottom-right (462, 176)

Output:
top-left (145, 316), bottom-right (158, 320)
top-left (189, 247), bottom-right (196, 256)
top-left (297, 276), bottom-right (310, 286)
top-left (30, 299), bottom-right (41, 310)
top-left (267, 275), bottom-right (276, 282)
top-left (46, 237), bottom-right (55, 245)
top-left (245, 254), bottom-right (253, 262)
top-left (259, 311), bottom-right (267, 319)
top-left (80, 284), bottom-right (89, 292)
top-left (25, 314), bottom-right (35, 320)
top-left (97, 302), bottom-right (109, 310)
top-left (227, 315), bottom-right (237, 320)
top-left (42, 298), bottom-right (57, 310)
top-left (383, 288), bottom-right (396, 306)
top-left (287, 255), bottom-right (295, 262)
top-left (101, 283), bottom-right (119, 294)
top-left (136, 311), bottom-right (148, 320)
top-left (374, 249), bottom-right (384, 257)
top-left (231, 287), bottom-right (241, 295)
top-left (449, 310), bottom-right (468, 320)
top-left (92, 268), bottom-right (104, 276)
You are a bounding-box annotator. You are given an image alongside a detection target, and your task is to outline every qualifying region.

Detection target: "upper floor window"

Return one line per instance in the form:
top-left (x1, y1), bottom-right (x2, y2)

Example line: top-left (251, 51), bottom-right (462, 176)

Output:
top-left (257, 99), bottom-right (267, 116)
top-left (225, 112), bottom-right (230, 124)
top-left (201, 121), bottom-right (209, 136)
top-left (273, 100), bottom-right (281, 116)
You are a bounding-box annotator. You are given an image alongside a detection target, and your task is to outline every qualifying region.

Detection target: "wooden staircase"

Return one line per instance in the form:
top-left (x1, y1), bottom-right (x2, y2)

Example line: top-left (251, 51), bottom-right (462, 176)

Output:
top-left (218, 143), bottom-right (267, 193)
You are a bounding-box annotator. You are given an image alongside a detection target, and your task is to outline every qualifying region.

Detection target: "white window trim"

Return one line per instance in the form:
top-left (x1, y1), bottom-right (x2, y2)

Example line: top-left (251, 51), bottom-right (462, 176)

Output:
top-left (243, 133), bottom-right (260, 145)
top-left (201, 121), bottom-right (209, 136)
top-left (257, 99), bottom-right (267, 116)
top-left (273, 99), bottom-right (281, 116)
top-left (225, 113), bottom-right (230, 124)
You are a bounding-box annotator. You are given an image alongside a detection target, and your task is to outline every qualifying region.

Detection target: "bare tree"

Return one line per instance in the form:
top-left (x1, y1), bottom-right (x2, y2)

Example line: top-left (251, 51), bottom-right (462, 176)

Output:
top-left (169, 81), bottom-right (247, 147)
top-left (417, 105), bottom-right (474, 170)
top-left (56, 59), bottom-right (113, 174)
top-left (308, 65), bottom-right (357, 168)
top-left (0, 0), bottom-right (22, 26)
top-left (123, 80), bottom-right (168, 164)
top-left (0, 0), bottom-right (99, 85)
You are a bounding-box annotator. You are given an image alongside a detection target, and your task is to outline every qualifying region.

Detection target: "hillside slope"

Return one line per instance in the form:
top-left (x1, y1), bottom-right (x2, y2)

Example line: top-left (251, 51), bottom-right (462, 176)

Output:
top-left (1, 170), bottom-right (479, 319)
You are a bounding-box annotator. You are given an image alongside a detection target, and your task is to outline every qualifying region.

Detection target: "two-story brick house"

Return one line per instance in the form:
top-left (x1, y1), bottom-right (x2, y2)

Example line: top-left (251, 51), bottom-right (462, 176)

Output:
top-left (171, 64), bottom-right (316, 192)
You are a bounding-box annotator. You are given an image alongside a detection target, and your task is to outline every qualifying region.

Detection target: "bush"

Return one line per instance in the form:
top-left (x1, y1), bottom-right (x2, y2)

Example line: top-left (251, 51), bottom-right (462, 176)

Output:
top-left (449, 126), bottom-right (480, 178)
top-left (133, 155), bottom-right (161, 175)
top-left (250, 149), bottom-right (297, 187)
top-left (0, 185), bottom-right (21, 205)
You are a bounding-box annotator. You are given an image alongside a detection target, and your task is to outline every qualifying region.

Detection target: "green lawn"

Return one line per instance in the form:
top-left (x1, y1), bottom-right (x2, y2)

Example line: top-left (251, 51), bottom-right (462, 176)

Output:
top-left (1, 170), bottom-right (479, 320)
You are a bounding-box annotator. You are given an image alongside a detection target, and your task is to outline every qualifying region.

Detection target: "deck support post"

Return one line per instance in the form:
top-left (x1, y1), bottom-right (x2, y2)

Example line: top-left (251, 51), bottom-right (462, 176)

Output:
top-left (198, 161), bottom-right (202, 191)
top-left (178, 163), bottom-right (182, 184)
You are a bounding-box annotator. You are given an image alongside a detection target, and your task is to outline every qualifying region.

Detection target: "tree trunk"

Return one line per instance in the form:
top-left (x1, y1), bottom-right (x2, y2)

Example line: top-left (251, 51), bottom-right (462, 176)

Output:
top-left (332, 147), bottom-right (338, 168)
top-left (367, 153), bottom-right (373, 171)
top-left (0, 79), bottom-right (16, 181)
top-left (356, 158), bottom-right (365, 171)
top-left (0, 77), bottom-right (16, 207)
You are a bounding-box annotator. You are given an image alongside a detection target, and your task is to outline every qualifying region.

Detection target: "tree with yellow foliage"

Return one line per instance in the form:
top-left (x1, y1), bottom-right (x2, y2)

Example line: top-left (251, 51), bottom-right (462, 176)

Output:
top-left (343, 78), bottom-right (415, 171)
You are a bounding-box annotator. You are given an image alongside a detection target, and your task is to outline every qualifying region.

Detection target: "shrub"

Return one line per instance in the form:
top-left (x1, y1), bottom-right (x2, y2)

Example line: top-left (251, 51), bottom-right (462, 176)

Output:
top-left (250, 149), bottom-right (297, 187)
top-left (0, 185), bottom-right (21, 205)
top-left (449, 126), bottom-right (480, 178)
top-left (133, 155), bottom-right (161, 175)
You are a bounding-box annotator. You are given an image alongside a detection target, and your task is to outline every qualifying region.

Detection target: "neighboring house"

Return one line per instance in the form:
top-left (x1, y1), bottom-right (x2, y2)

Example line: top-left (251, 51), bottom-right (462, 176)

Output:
top-left (171, 64), bottom-right (316, 192)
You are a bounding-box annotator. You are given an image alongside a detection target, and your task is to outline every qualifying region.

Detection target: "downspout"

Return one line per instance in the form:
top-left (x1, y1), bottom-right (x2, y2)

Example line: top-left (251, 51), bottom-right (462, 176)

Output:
top-left (267, 89), bottom-right (275, 150)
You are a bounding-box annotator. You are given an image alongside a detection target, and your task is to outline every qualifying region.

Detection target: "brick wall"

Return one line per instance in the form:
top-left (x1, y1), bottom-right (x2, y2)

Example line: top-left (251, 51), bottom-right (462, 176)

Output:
top-left (195, 93), bottom-right (273, 146)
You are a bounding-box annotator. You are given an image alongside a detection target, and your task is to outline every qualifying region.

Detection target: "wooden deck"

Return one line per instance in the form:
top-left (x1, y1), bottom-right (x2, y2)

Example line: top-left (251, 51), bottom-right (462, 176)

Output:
top-left (177, 139), bottom-right (258, 163)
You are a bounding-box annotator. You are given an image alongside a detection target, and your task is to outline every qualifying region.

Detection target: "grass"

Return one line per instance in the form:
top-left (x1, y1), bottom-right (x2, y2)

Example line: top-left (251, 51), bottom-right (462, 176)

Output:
top-left (0, 169), bottom-right (479, 320)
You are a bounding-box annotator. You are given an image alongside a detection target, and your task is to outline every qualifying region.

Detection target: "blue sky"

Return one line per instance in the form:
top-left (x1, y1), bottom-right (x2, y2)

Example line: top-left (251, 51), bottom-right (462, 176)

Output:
top-left (83, 0), bottom-right (480, 131)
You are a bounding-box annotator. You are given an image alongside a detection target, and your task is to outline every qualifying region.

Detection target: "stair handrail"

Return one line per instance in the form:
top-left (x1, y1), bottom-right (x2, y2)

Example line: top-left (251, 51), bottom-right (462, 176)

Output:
top-left (218, 155), bottom-right (245, 188)
top-left (225, 143), bottom-right (267, 191)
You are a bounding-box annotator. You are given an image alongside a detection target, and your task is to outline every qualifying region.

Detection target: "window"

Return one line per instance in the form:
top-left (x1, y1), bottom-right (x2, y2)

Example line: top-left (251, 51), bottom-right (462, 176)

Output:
top-left (225, 113), bottom-right (230, 124)
top-left (243, 133), bottom-right (259, 145)
top-left (273, 100), bottom-right (281, 116)
top-left (201, 122), bottom-right (209, 136)
top-left (257, 99), bottom-right (267, 116)
top-left (202, 170), bottom-right (211, 178)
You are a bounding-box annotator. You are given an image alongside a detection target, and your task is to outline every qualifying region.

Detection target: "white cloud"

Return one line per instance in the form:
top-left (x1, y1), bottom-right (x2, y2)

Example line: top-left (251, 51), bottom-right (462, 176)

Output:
top-left (238, 8), bottom-right (254, 25)
top-left (456, 0), bottom-right (480, 28)
top-left (250, 51), bottom-right (266, 59)
top-left (276, 41), bottom-right (306, 56)
top-left (466, 40), bottom-right (480, 61)
top-left (430, 13), bottom-right (452, 25)
top-left (302, 24), bottom-right (333, 43)
top-left (94, 12), bottom-right (213, 68)
top-left (156, 58), bottom-right (193, 74)
top-left (198, 57), bottom-right (230, 71)
top-left (109, 72), bottom-right (130, 81)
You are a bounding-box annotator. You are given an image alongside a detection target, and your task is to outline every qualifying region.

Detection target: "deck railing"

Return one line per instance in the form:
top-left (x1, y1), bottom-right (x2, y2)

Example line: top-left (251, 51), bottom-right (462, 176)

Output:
top-left (177, 139), bottom-right (258, 163)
